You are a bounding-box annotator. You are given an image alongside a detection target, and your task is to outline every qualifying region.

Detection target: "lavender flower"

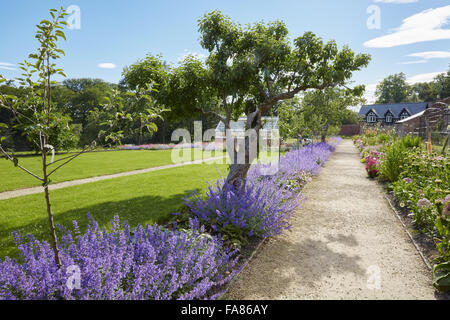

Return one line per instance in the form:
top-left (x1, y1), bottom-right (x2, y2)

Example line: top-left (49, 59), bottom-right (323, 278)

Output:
top-left (403, 177), bottom-right (413, 184)
top-left (0, 215), bottom-right (240, 300)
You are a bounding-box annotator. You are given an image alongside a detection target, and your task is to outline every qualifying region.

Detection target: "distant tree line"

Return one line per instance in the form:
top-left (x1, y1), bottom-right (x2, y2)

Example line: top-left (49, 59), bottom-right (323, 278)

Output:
top-left (375, 67), bottom-right (450, 104)
top-left (0, 77), bottom-right (218, 151)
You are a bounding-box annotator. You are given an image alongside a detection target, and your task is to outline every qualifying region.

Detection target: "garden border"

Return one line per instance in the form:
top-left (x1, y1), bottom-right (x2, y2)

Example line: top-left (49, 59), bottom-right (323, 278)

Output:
top-left (383, 193), bottom-right (432, 271)
top-left (384, 193), bottom-right (450, 300)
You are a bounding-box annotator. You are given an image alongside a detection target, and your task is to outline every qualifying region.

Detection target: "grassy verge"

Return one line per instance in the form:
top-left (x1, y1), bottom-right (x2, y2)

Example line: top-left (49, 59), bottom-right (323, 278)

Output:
top-left (0, 149), bottom-right (226, 192)
top-left (0, 163), bottom-right (228, 259)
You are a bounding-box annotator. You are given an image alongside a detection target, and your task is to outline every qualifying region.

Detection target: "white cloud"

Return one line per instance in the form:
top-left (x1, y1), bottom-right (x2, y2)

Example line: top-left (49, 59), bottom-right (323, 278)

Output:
top-left (408, 50), bottom-right (450, 59)
top-left (0, 62), bottom-right (17, 71)
top-left (407, 71), bottom-right (446, 84)
top-left (374, 0), bottom-right (418, 3)
top-left (399, 50), bottom-right (450, 64)
top-left (98, 63), bottom-right (116, 69)
top-left (364, 5), bottom-right (450, 48)
top-left (398, 60), bottom-right (428, 65)
top-left (178, 50), bottom-right (207, 63)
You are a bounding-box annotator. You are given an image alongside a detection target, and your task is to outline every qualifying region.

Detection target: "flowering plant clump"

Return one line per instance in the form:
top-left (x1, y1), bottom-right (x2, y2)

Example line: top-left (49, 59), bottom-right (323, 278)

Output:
top-left (279, 142), bottom-right (337, 176)
top-left (392, 149), bottom-right (449, 231)
top-left (364, 149), bottom-right (383, 178)
top-left (365, 156), bottom-right (379, 178)
top-left (0, 215), bottom-right (240, 300)
top-left (184, 176), bottom-right (302, 243)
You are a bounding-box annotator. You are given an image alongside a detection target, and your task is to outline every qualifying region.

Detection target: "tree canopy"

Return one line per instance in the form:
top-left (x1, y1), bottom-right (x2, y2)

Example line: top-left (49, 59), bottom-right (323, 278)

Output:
top-left (375, 73), bottom-right (411, 104)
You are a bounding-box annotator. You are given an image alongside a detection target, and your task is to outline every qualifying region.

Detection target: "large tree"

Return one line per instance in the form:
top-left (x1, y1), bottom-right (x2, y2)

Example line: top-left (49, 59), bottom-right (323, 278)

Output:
top-left (375, 73), bottom-right (411, 104)
top-left (123, 10), bottom-right (371, 186)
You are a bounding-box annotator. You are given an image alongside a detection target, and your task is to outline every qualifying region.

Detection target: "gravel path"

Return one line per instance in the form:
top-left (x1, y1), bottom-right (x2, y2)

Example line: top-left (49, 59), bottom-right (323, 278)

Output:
top-left (0, 156), bottom-right (224, 200)
top-left (224, 139), bottom-right (438, 300)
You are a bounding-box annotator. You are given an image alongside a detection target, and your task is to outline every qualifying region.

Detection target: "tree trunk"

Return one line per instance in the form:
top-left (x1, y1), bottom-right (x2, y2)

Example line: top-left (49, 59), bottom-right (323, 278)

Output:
top-left (42, 151), bottom-right (61, 267)
top-left (321, 123), bottom-right (330, 142)
top-left (226, 111), bottom-right (261, 187)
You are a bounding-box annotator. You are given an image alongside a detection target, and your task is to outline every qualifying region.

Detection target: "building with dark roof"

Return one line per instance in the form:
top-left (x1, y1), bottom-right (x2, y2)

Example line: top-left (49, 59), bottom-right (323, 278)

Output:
top-left (358, 102), bottom-right (430, 125)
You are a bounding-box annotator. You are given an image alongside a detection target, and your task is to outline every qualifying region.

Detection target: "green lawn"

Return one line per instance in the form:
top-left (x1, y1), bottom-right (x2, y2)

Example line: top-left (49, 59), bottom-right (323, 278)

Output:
top-left (0, 149), bottom-right (226, 192)
top-left (0, 163), bottom-right (228, 259)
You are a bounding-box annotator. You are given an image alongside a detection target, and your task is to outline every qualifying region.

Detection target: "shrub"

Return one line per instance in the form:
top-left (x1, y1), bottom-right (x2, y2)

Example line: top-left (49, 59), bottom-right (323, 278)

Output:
top-left (400, 135), bottom-right (421, 149)
top-left (378, 140), bottom-right (406, 182)
top-left (377, 133), bottom-right (390, 144)
top-left (0, 215), bottom-right (240, 300)
top-left (184, 176), bottom-right (302, 244)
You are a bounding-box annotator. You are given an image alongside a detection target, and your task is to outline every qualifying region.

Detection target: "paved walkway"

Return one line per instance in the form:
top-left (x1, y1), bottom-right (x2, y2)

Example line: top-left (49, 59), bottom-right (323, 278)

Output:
top-left (0, 156), bottom-right (224, 200)
top-left (224, 139), bottom-right (438, 299)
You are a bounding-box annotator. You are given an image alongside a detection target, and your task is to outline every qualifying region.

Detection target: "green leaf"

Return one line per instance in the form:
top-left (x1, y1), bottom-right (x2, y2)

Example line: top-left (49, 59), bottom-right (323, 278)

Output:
top-left (433, 261), bottom-right (450, 292)
top-left (55, 30), bottom-right (66, 40)
top-left (3, 94), bottom-right (17, 101)
top-left (12, 157), bottom-right (18, 167)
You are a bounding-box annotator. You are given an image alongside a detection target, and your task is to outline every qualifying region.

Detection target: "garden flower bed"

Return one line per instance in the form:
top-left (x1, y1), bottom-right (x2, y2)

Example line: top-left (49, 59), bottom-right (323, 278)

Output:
top-left (0, 138), bottom-right (341, 300)
top-left (353, 129), bottom-right (450, 292)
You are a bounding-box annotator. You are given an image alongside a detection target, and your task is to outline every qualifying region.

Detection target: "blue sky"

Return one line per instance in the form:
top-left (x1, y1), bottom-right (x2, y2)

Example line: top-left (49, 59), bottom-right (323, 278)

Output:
top-left (0, 0), bottom-right (449, 103)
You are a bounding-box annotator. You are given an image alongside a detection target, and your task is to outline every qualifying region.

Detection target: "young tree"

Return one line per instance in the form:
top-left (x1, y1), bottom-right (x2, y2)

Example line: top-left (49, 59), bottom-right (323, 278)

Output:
top-left (302, 86), bottom-right (365, 142)
top-left (124, 10), bottom-right (371, 186)
top-left (0, 8), bottom-right (162, 267)
top-left (277, 97), bottom-right (305, 141)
